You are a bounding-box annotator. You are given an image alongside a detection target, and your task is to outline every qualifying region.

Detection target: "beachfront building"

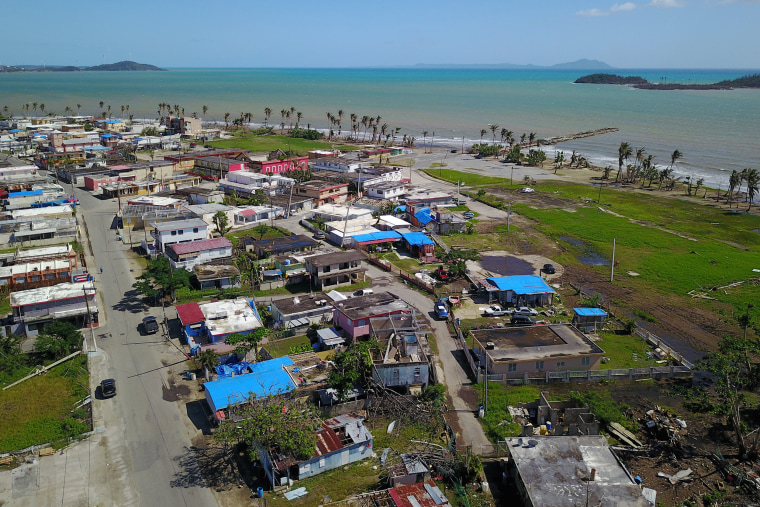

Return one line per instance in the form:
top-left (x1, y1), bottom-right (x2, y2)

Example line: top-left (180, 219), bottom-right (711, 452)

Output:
top-left (470, 324), bottom-right (604, 377)
top-left (304, 250), bottom-right (366, 290)
top-left (478, 274), bottom-right (557, 307)
top-left (250, 155), bottom-right (309, 175)
top-left (150, 218), bottom-right (209, 254)
top-left (167, 116), bottom-right (202, 137)
top-left (293, 180), bottom-right (349, 206)
top-left (10, 281), bottom-right (97, 336)
top-left (165, 237), bottom-right (233, 271)
top-left (333, 292), bottom-right (413, 341)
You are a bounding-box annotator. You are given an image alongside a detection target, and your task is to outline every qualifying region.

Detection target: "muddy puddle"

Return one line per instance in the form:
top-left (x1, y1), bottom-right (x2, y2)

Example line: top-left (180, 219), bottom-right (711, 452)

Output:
top-left (559, 235), bottom-right (610, 266)
top-left (479, 255), bottom-right (534, 276)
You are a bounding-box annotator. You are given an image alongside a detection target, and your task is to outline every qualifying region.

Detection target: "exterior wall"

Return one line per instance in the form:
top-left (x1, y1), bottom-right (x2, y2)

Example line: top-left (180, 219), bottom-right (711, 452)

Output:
top-left (476, 348), bottom-right (603, 376)
top-left (373, 363), bottom-right (429, 388)
top-left (367, 185), bottom-right (406, 200)
top-left (0, 267), bottom-right (72, 291)
top-left (197, 276), bottom-right (239, 290)
top-left (84, 175), bottom-right (118, 191)
top-left (271, 305), bottom-right (332, 326)
top-left (169, 245), bottom-right (233, 271)
top-left (297, 440), bottom-right (373, 480)
top-left (253, 156), bottom-right (309, 175)
top-left (156, 226), bottom-right (209, 253)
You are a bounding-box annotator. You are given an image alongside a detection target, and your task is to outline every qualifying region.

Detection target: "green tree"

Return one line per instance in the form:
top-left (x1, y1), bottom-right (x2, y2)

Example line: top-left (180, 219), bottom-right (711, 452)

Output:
top-left (34, 321), bottom-right (83, 360)
top-left (225, 328), bottom-right (268, 360)
top-left (616, 142), bottom-right (632, 182)
top-left (441, 248), bottom-right (481, 277)
top-left (253, 223), bottom-right (270, 240)
top-left (132, 256), bottom-right (192, 303)
top-left (745, 167), bottom-right (759, 210)
top-left (669, 149), bottom-right (683, 170)
top-left (328, 340), bottom-right (379, 401)
top-left (727, 169), bottom-right (741, 207)
top-left (212, 210), bottom-right (231, 236)
top-left (214, 396), bottom-right (321, 462)
top-left (198, 349), bottom-right (219, 381)
top-left (476, 189), bottom-right (487, 198)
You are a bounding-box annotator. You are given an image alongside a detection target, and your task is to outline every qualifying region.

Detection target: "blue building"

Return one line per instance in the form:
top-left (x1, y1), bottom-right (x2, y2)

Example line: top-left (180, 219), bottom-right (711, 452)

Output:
top-left (480, 274), bottom-right (557, 307)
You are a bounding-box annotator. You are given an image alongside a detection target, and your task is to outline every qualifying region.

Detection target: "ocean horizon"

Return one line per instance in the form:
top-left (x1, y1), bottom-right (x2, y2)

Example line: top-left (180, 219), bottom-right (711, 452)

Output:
top-left (2, 67), bottom-right (759, 189)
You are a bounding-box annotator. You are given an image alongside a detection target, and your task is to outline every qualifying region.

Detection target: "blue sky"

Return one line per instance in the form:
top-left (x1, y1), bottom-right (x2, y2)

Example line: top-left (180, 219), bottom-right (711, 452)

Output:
top-left (4, 0), bottom-right (759, 69)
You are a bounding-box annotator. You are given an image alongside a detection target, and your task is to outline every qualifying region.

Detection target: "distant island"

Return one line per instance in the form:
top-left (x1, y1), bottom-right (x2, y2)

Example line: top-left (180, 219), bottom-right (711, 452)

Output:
top-left (0, 60), bottom-right (166, 72)
top-left (411, 59), bottom-right (613, 70)
top-left (575, 72), bottom-right (760, 90)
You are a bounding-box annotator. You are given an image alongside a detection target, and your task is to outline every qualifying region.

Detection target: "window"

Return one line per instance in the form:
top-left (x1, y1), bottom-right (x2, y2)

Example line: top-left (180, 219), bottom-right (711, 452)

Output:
top-left (45, 273), bottom-right (55, 280)
top-left (508, 363), bottom-right (517, 372)
top-left (581, 357), bottom-right (590, 366)
top-left (15, 277), bottom-right (25, 284)
top-left (193, 228), bottom-right (199, 233)
top-left (556, 361), bottom-right (566, 368)
top-left (0, 279), bottom-right (6, 285)
top-left (414, 367), bottom-right (421, 378)
top-left (30, 276), bottom-right (40, 282)
top-left (28, 323), bottom-right (38, 331)
top-left (178, 229), bottom-right (184, 235)
top-left (535, 361), bottom-right (544, 370)
top-left (171, 230), bottom-right (177, 236)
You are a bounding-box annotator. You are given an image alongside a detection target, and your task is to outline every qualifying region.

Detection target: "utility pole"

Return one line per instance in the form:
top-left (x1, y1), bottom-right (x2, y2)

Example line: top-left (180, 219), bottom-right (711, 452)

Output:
top-left (610, 238), bottom-right (616, 282)
top-left (507, 202), bottom-right (511, 231)
top-left (83, 284), bottom-right (97, 352)
top-left (286, 183), bottom-right (294, 218)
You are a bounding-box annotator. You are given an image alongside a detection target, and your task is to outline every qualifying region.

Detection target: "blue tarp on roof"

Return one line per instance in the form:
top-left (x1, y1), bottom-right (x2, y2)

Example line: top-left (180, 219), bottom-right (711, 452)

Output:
top-left (400, 231), bottom-right (434, 247)
top-left (394, 205), bottom-right (406, 212)
top-left (204, 356), bottom-right (295, 410)
top-left (485, 275), bottom-right (556, 295)
top-left (352, 230), bottom-right (402, 243)
top-left (413, 207), bottom-right (433, 225)
top-left (105, 120), bottom-right (122, 123)
top-left (215, 361), bottom-right (250, 379)
top-left (8, 129), bottom-right (22, 133)
top-left (573, 308), bottom-right (608, 317)
top-left (84, 145), bottom-right (109, 151)
top-left (8, 190), bottom-right (43, 198)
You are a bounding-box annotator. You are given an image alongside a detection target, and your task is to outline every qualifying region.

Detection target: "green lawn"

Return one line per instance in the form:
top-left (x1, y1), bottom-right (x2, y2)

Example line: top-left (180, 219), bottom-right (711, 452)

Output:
top-left (0, 355), bottom-right (90, 452)
top-left (476, 384), bottom-right (542, 442)
top-left (421, 168), bottom-right (512, 187)
top-left (378, 251), bottom-right (424, 273)
top-left (267, 459), bottom-right (379, 506)
top-left (226, 225), bottom-right (288, 247)
top-left (264, 335), bottom-right (311, 358)
top-left (595, 332), bottom-right (660, 369)
top-left (205, 133), bottom-right (355, 156)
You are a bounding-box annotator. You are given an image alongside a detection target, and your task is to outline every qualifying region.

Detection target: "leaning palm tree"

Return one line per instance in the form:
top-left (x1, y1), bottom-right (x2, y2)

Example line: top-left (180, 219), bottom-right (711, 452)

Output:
top-left (39, 103), bottom-right (45, 116)
top-left (616, 142), bottom-right (632, 182)
top-left (121, 105), bottom-right (125, 118)
top-left (202, 104), bottom-right (208, 120)
top-left (422, 130), bottom-right (428, 153)
top-left (263, 107), bottom-right (271, 126)
top-left (223, 112), bottom-right (230, 128)
top-left (76, 103), bottom-right (82, 115)
top-left (727, 169), bottom-right (741, 207)
top-left (197, 349), bottom-right (219, 381)
top-left (746, 168), bottom-right (759, 210)
top-left (489, 123), bottom-right (499, 146)
top-left (528, 132), bottom-right (536, 148)
top-left (670, 149), bottom-right (682, 169)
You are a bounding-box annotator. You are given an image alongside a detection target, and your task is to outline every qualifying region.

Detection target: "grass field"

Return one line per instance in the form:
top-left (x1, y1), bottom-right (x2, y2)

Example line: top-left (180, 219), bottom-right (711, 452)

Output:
top-left (0, 355), bottom-right (90, 452)
top-left (377, 251), bottom-right (424, 273)
top-left (226, 224), bottom-right (288, 246)
top-left (476, 384), bottom-right (541, 442)
top-left (264, 335), bottom-right (311, 358)
top-left (422, 168), bottom-right (512, 187)
top-left (595, 332), bottom-right (660, 369)
top-left (205, 133), bottom-right (355, 156)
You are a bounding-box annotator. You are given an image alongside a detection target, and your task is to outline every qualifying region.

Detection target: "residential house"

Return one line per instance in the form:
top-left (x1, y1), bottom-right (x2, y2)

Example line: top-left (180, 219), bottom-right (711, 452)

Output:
top-left (83, 174), bottom-right (119, 191)
top-left (349, 230), bottom-right (402, 251)
top-left (366, 181), bottom-right (408, 200)
top-left (333, 292), bottom-right (414, 341)
top-left (259, 413), bottom-right (373, 485)
top-left (184, 203), bottom-right (235, 233)
top-left (470, 324), bottom-right (604, 377)
top-left (10, 281), bottom-right (97, 336)
top-left (175, 186), bottom-right (225, 204)
top-left (165, 237), bottom-right (233, 271)
top-left (232, 205), bottom-right (284, 226)
top-left (250, 155), bottom-right (309, 175)
top-left (244, 234), bottom-right (316, 258)
top-left (167, 116), bottom-right (202, 137)
top-left (126, 195), bottom-right (184, 209)
top-left (369, 314), bottom-right (430, 392)
top-left (269, 193), bottom-right (314, 216)
top-left (403, 189), bottom-right (455, 207)
top-left (506, 436), bottom-right (652, 507)
top-left (355, 481), bottom-right (451, 507)
top-left (309, 157), bottom-right (366, 173)
top-left (192, 157), bottom-right (248, 181)
top-left (0, 260), bottom-right (73, 291)
top-left (175, 297), bottom-right (262, 347)
top-left (304, 250), bottom-right (366, 290)
top-left (293, 180), bottom-right (348, 206)
top-left (478, 274), bottom-right (557, 307)
top-left (270, 293), bottom-right (335, 332)
top-left (376, 215), bottom-right (411, 231)
top-left (150, 218), bottom-right (209, 254)
top-left (11, 244), bottom-right (78, 267)
top-left (309, 204), bottom-right (372, 223)
top-left (572, 308), bottom-right (608, 333)
top-left (8, 218), bottom-right (79, 247)
top-left (399, 232), bottom-right (435, 260)
top-left (273, 255), bottom-right (308, 284)
top-left (508, 391), bottom-right (600, 437)
top-left (194, 264), bottom-right (241, 290)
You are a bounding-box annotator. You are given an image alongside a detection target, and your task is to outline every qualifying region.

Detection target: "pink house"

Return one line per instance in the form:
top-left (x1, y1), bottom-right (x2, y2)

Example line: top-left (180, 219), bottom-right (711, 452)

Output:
top-left (251, 156), bottom-right (309, 175)
top-left (84, 175), bottom-right (119, 191)
top-left (333, 292), bottom-right (413, 341)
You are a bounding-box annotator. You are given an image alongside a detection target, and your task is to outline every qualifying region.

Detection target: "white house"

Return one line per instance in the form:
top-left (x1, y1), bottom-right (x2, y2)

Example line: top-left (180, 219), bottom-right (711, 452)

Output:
top-left (233, 205), bottom-right (284, 226)
top-left (309, 157), bottom-right (367, 173)
top-left (365, 181), bottom-right (408, 200)
top-left (165, 237), bottom-right (233, 271)
top-left (151, 218), bottom-right (209, 254)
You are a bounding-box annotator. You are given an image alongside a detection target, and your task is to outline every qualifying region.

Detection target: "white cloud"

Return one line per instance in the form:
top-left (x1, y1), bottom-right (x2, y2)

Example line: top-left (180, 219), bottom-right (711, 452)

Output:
top-left (649, 0), bottom-right (685, 7)
top-left (577, 8), bottom-right (609, 15)
top-left (611, 2), bottom-right (637, 10)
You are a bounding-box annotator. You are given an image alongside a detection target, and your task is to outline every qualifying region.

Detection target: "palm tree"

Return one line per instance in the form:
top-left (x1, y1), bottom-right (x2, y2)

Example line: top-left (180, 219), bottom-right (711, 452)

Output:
top-left (121, 105), bottom-right (125, 118)
top-left (669, 149), bottom-right (682, 170)
top-left (746, 168), bottom-right (759, 210)
top-left (197, 349), bottom-right (219, 381)
top-left (202, 104), bottom-right (208, 121)
top-left (98, 101), bottom-right (104, 117)
top-left (39, 103), bottom-right (45, 116)
top-left (520, 133), bottom-right (526, 145)
top-left (422, 130), bottom-right (428, 153)
top-left (616, 142), bottom-right (632, 182)
top-left (489, 123), bottom-right (499, 146)
top-left (528, 132), bottom-right (536, 148)
top-left (296, 111), bottom-right (303, 129)
top-left (727, 169), bottom-right (740, 206)
top-left (478, 129), bottom-right (487, 150)
top-left (223, 112), bottom-right (230, 128)
top-left (264, 107), bottom-right (271, 126)
top-left (76, 104), bottom-right (82, 115)
top-left (125, 104), bottom-right (129, 118)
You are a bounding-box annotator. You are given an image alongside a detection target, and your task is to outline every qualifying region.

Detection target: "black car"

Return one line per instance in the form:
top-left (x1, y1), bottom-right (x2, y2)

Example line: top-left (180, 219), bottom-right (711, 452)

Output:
top-left (142, 316), bottom-right (159, 334)
top-left (101, 379), bottom-right (117, 398)
top-left (542, 264), bottom-right (556, 274)
top-left (511, 314), bottom-right (537, 326)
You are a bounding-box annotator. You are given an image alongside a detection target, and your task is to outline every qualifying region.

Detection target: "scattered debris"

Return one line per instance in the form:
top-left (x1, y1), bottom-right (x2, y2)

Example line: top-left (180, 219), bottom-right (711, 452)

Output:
top-left (608, 422), bottom-right (643, 448)
top-left (284, 487), bottom-right (308, 500)
top-left (658, 468), bottom-right (693, 484)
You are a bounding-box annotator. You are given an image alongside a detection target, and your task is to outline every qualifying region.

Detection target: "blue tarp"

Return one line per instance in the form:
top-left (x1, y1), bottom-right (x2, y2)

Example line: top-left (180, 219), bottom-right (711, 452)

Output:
top-left (400, 231), bottom-right (434, 247)
top-left (394, 205), bottom-right (406, 212)
top-left (8, 190), bottom-right (43, 198)
top-left (352, 230), bottom-right (401, 243)
top-left (215, 361), bottom-right (250, 379)
top-left (485, 275), bottom-right (556, 295)
top-left (413, 207), bottom-right (433, 225)
top-left (573, 308), bottom-right (608, 317)
top-left (204, 357), bottom-right (295, 410)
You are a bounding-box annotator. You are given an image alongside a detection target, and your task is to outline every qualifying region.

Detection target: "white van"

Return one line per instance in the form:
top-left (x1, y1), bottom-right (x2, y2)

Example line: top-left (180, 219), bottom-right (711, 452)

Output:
top-left (353, 289), bottom-right (374, 297)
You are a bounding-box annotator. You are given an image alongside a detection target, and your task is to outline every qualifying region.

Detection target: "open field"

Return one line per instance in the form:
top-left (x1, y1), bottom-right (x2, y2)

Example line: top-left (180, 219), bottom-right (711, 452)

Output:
top-left (0, 355), bottom-right (90, 452)
top-left (264, 334), bottom-right (311, 358)
top-left (421, 168), bottom-right (512, 187)
top-left (225, 224), bottom-right (288, 246)
top-left (205, 132), bottom-right (355, 155)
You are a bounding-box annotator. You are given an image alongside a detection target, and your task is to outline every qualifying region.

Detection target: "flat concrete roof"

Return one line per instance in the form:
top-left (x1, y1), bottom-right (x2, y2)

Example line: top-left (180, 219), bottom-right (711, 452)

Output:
top-left (14, 244), bottom-right (71, 261)
top-left (151, 218), bottom-right (207, 231)
top-left (199, 298), bottom-right (261, 337)
top-left (0, 259), bottom-right (71, 277)
top-left (305, 250), bottom-right (365, 268)
top-left (336, 292), bottom-right (412, 321)
top-left (272, 293), bottom-right (332, 316)
top-left (10, 281), bottom-right (94, 307)
top-left (507, 435), bottom-right (649, 507)
top-left (471, 324), bottom-right (604, 362)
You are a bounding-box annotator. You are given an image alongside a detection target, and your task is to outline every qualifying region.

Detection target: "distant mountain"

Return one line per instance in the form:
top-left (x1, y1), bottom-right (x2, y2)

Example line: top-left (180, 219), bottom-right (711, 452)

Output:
top-left (410, 59), bottom-right (613, 70)
top-left (0, 60), bottom-right (165, 72)
top-left (85, 61), bottom-right (165, 71)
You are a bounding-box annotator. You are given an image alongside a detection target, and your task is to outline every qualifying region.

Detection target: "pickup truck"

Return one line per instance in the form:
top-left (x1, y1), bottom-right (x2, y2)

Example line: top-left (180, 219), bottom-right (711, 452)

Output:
top-left (483, 305), bottom-right (513, 317)
top-left (434, 299), bottom-right (449, 320)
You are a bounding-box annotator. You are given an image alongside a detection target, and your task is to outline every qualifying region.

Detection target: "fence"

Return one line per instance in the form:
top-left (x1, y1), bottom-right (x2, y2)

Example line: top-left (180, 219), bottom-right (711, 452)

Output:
top-left (366, 254), bottom-right (437, 294)
top-left (451, 317), bottom-right (478, 379)
top-left (634, 328), bottom-right (695, 368)
top-left (482, 365), bottom-right (692, 385)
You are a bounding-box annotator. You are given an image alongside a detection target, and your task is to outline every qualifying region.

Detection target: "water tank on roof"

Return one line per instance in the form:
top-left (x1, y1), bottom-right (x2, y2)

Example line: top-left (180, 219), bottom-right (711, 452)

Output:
top-left (284, 259), bottom-right (291, 265)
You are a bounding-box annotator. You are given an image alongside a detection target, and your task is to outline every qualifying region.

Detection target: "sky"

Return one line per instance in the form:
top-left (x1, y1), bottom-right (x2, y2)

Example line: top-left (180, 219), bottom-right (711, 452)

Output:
top-left (3, 0), bottom-right (760, 69)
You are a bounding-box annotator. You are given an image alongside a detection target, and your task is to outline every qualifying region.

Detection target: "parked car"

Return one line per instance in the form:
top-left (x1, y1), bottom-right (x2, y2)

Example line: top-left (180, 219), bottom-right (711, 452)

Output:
top-left (353, 289), bottom-right (374, 297)
top-left (542, 264), bottom-right (556, 274)
top-left (514, 307), bottom-right (539, 316)
top-left (142, 316), bottom-right (159, 334)
top-left (435, 299), bottom-right (449, 320)
top-left (511, 314), bottom-right (537, 326)
top-left (484, 305), bottom-right (513, 317)
top-left (463, 212), bottom-right (475, 219)
top-left (314, 230), bottom-right (325, 240)
top-left (101, 379), bottom-right (117, 398)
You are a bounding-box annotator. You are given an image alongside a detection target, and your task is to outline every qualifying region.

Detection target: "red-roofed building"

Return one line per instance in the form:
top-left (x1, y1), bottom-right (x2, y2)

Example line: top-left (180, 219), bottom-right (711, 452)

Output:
top-left (176, 302), bottom-right (206, 343)
top-left (165, 237), bottom-right (233, 271)
top-left (388, 481), bottom-right (451, 507)
top-left (250, 156), bottom-right (308, 175)
top-left (260, 413), bottom-right (373, 486)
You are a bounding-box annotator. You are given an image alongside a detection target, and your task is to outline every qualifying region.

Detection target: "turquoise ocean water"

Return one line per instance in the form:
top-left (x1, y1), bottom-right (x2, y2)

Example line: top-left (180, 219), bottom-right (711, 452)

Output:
top-left (1, 67), bottom-right (759, 188)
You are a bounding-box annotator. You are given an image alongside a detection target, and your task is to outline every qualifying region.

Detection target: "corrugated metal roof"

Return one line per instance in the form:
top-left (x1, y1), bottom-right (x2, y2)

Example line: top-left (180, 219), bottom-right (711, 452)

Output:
top-left (175, 302), bottom-right (205, 325)
top-left (389, 481), bottom-right (451, 506)
top-left (168, 237), bottom-right (232, 255)
top-left (573, 307), bottom-right (608, 317)
top-left (485, 275), bottom-right (557, 295)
